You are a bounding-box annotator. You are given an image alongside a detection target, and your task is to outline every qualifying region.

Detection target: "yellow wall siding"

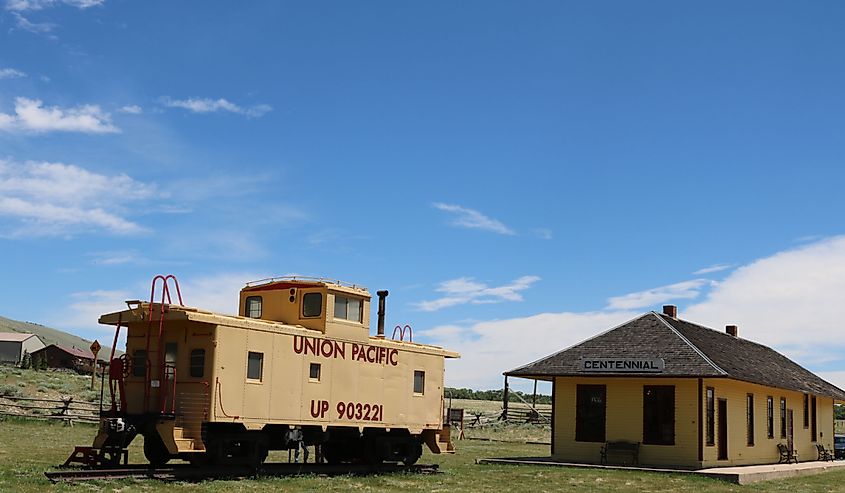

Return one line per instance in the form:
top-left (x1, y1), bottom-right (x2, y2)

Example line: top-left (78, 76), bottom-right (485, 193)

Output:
top-left (699, 379), bottom-right (835, 466)
top-left (552, 377), bottom-right (700, 468)
top-left (550, 376), bottom-right (837, 468)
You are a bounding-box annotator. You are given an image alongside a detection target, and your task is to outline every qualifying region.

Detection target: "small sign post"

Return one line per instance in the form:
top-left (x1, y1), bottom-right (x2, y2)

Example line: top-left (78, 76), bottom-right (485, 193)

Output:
top-left (89, 340), bottom-right (101, 389)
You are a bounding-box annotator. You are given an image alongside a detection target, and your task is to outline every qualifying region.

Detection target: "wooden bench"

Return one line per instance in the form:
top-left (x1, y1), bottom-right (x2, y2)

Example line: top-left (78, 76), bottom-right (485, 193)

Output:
top-left (600, 441), bottom-right (639, 465)
top-left (816, 444), bottom-right (835, 462)
top-left (777, 443), bottom-right (798, 464)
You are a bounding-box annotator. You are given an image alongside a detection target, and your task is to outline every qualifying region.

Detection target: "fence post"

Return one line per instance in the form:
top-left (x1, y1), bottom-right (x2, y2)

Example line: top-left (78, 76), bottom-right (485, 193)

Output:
top-left (502, 375), bottom-right (509, 421)
top-left (59, 397), bottom-right (74, 427)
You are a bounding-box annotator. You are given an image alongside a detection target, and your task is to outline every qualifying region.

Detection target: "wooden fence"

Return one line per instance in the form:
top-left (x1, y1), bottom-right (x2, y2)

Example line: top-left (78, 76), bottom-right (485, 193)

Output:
top-left (0, 396), bottom-right (99, 425)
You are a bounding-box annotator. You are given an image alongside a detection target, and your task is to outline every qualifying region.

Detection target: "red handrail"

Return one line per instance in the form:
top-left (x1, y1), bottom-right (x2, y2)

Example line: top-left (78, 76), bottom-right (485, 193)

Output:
top-left (391, 324), bottom-right (413, 342)
top-left (143, 274), bottom-right (184, 413)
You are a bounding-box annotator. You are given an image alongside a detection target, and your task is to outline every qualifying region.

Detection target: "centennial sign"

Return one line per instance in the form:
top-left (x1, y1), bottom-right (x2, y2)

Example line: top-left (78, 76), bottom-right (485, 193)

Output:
top-left (579, 358), bottom-right (665, 372)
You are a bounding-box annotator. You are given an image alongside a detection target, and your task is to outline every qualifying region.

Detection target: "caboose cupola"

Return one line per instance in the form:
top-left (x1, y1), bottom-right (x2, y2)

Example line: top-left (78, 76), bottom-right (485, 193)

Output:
top-left (239, 277), bottom-right (372, 342)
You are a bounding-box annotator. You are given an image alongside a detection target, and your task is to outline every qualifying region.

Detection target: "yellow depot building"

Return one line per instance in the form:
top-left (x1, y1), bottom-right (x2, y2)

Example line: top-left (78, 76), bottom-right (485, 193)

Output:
top-left (505, 305), bottom-right (845, 468)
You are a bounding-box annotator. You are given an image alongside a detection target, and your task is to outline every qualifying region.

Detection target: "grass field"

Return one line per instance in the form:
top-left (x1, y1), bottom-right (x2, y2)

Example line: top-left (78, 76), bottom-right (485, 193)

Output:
top-left (3, 419), bottom-right (845, 492)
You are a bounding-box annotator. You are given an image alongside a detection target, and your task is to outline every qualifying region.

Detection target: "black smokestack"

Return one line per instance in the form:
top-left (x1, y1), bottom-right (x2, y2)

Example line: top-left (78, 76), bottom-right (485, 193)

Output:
top-left (376, 290), bottom-right (388, 337)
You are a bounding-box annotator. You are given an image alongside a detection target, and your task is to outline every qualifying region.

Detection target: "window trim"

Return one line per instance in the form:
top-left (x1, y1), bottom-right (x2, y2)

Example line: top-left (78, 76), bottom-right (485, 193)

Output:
top-left (413, 370), bottom-right (425, 395)
top-left (132, 349), bottom-right (147, 377)
top-left (803, 393), bottom-right (809, 429)
top-left (747, 393), bottom-right (755, 446)
top-left (301, 292), bottom-right (323, 319)
top-left (190, 348), bottom-right (205, 378)
top-left (309, 362), bottom-right (321, 382)
top-left (780, 397), bottom-right (787, 439)
top-left (245, 296), bottom-right (263, 318)
top-left (247, 351), bottom-right (264, 381)
top-left (766, 396), bottom-right (774, 439)
top-left (575, 384), bottom-right (607, 443)
top-left (706, 387), bottom-right (715, 446)
top-left (333, 295), bottom-right (363, 323)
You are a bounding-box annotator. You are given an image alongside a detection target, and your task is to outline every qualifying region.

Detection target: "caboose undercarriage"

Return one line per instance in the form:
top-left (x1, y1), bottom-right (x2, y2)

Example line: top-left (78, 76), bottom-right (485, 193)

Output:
top-left (92, 414), bottom-right (435, 467)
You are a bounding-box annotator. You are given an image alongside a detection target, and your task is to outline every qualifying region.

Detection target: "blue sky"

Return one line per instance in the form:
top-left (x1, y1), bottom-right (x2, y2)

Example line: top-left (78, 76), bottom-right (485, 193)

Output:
top-left (2, 1), bottom-right (845, 391)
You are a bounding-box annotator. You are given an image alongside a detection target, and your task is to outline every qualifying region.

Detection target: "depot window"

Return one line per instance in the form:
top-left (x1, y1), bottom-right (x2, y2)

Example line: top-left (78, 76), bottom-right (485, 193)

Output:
top-left (132, 350), bottom-right (146, 377)
top-left (803, 393), bottom-right (809, 428)
top-left (302, 293), bottom-right (322, 318)
top-left (767, 396), bottom-right (774, 439)
top-left (643, 385), bottom-right (675, 445)
top-left (334, 295), bottom-right (362, 322)
top-left (309, 363), bottom-right (321, 381)
top-left (780, 397), bottom-right (787, 439)
top-left (247, 351), bottom-right (263, 381)
top-left (576, 384), bottom-right (606, 442)
top-left (190, 349), bottom-right (205, 378)
top-left (747, 393), bottom-right (755, 446)
top-left (812, 395), bottom-right (817, 442)
top-left (706, 387), bottom-right (715, 446)
top-left (245, 296), bottom-right (262, 318)
top-left (413, 370), bottom-right (425, 394)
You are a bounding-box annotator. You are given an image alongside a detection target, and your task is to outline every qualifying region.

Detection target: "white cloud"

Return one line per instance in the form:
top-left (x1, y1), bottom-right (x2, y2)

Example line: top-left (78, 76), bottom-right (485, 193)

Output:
top-left (162, 97), bottom-right (272, 118)
top-left (432, 203), bottom-right (515, 235)
top-left (0, 97), bottom-right (119, 134)
top-left (424, 311), bottom-right (639, 389)
top-left (0, 159), bottom-right (155, 237)
top-left (0, 68), bottom-right (26, 79)
top-left (178, 272), bottom-right (268, 315)
top-left (683, 236), bottom-right (845, 351)
top-left (606, 279), bottom-right (711, 310)
top-left (414, 275), bottom-right (540, 312)
top-left (9, 11), bottom-right (55, 34)
top-left (420, 236), bottom-right (845, 391)
top-left (5, 0), bottom-right (103, 11)
top-left (117, 104), bottom-right (142, 114)
top-left (693, 263), bottom-right (733, 275)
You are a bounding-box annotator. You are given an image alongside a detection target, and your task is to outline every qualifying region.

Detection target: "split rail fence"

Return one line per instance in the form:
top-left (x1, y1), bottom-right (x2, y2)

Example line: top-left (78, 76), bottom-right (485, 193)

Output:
top-left (0, 396), bottom-right (99, 425)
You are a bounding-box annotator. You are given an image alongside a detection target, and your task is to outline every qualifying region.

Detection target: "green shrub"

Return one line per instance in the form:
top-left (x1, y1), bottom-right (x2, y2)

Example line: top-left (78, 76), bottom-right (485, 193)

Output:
top-left (36, 385), bottom-right (48, 393)
top-left (0, 384), bottom-right (22, 397)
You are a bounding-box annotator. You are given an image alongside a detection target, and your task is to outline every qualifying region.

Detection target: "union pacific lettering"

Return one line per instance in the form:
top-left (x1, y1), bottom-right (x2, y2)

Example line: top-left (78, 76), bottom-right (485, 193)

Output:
top-left (292, 335), bottom-right (398, 366)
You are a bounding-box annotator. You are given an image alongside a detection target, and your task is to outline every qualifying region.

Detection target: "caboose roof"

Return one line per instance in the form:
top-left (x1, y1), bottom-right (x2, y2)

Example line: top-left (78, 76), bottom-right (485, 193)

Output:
top-left (242, 277), bottom-right (370, 297)
top-left (505, 311), bottom-right (845, 401)
top-left (99, 302), bottom-right (458, 359)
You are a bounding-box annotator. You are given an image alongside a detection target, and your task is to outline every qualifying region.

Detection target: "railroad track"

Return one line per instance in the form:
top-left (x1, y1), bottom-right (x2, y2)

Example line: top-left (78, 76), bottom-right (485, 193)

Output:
top-left (45, 462), bottom-right (440, 483)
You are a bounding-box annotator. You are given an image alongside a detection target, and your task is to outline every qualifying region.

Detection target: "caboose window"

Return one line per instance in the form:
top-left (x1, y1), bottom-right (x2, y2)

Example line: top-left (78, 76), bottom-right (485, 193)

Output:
top-left (413, 370), bottom-right (425, 394)
top-left (132, 350), bottom-right (147, 377)
top-left (334, 296), bottom-right (362, 322)
top-left (190, 349), bottom-right (205, 378)
top-left (246, 296), bottom-right (262, 318)
top-left (309, 362), bottom-right (321, 381)
top-left (302, 293), bottom-right (322, 318)
top-left (247, 351), bottom-right (263, 380)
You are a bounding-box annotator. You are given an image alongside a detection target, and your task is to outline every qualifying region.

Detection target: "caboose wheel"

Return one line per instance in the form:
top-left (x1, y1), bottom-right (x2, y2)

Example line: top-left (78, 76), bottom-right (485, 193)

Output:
top-left (143, 434), bottom-right (171, 466)
top-left (402, 441), bottom-right (422, 466)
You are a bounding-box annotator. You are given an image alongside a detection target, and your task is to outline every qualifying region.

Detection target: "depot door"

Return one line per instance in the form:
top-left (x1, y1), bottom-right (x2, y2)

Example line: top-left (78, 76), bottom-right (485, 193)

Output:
top-left (718, 399), bottom-right (728, 460)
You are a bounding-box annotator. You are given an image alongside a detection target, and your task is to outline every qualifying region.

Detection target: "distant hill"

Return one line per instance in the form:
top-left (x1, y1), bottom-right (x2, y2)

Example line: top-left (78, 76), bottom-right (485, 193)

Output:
top-left (0, 315), bottom-right (120, 358)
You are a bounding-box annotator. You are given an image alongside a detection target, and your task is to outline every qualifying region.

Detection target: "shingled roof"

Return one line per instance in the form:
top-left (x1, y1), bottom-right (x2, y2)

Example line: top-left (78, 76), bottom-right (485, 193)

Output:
top-left (506, 312), bottom-right (845, 401)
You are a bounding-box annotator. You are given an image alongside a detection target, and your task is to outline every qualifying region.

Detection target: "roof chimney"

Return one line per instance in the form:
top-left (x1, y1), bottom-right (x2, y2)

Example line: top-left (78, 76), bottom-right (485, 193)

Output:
top-left (726, 325), bottom-right (738, 337)
top-left (662, 305), bottom-right (678, 318)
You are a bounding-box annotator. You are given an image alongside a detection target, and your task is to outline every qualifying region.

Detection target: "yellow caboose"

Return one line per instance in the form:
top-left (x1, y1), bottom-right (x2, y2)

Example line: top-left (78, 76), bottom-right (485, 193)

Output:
top-left (86, 275), bottom-right (458, 467)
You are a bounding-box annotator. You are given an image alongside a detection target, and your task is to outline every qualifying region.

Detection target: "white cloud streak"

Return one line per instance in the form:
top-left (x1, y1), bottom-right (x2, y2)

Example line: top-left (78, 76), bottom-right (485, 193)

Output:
top-left (414, 275), bottom-right (540, 312)
top-left (5, 0), bottom-right (104, 11)
top-left (163, 97), bottom-right (272, 118)
top-left (693, 263), bottom-right (733, 275)
top-left (0, 97), bottom-right (119, 134)
top-left (0, 68), bottom-right (26, 79)
top-left (606, 279), bottom-right (711, 310)
top-left (432, 203), bottom-right (515, 235)
top-left (0, 159), bottom-right (155, 237)
top-left (117, 104), bottom-right (142, 114)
